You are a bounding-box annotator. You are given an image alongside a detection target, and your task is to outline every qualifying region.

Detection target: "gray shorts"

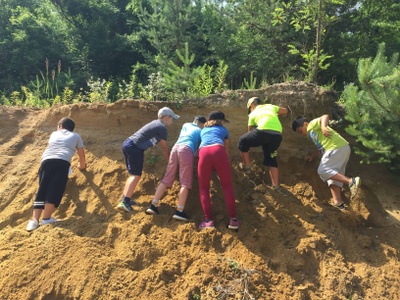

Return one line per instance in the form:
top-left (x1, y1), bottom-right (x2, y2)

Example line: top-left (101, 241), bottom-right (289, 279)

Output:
top-left (318, 144), bottom-right (351, 187)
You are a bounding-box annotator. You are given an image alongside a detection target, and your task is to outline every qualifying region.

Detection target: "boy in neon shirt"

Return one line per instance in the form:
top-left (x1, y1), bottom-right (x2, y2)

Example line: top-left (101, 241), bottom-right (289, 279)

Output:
top-left (238, 97), bottom-right (288, 191)
top-left (292, 114), bottom-right (361, 209)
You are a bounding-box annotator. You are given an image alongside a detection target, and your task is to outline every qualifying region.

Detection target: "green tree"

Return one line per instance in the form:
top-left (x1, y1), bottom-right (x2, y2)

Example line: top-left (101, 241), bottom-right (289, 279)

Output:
top-left (341, 43), bottom-right (400, 171)
top-left (273, 0), bottom-right (344, 83)
top-left (325, 0), bottom-right (400, 89)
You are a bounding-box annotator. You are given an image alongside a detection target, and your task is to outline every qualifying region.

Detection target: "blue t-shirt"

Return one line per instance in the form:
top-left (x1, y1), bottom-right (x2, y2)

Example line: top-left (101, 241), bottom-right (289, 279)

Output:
top-left (175, 123), bottom-right (202, 154)
top-left (129, 119), bottom-right (167, 150)
top-left (199, 125), bottom-right (229, 148)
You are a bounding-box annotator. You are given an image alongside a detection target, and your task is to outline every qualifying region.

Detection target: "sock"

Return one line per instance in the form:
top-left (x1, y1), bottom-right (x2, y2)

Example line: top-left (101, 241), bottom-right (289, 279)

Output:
top-left (152, 199), bottom-right (159, 206)
top-left (177, 205), bottom-right (184, 212)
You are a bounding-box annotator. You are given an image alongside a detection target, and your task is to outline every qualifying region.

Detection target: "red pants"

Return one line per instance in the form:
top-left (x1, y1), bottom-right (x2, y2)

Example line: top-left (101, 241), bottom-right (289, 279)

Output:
top-left (198, 145), bottom-right (236, 220)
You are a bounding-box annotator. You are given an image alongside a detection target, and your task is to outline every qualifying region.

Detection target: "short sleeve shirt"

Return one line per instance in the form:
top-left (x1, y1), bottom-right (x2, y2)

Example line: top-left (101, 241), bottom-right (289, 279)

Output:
top-left (175, 123), bottom-right (202, 154)
top-left (248, 104), bottom-right (282, 132)
top-left (307, 118), bottom-right (348, 154)
top-left (41, 129), bottom-right (84, 163)
top-left (199, 125), bottom-right (229, 148)
top-left (129, 119), bottom-right (167, 150)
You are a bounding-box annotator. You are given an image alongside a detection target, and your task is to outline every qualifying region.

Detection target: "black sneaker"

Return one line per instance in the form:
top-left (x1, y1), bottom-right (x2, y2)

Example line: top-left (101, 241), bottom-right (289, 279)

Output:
top-left (145, 204), bottom-right (159, 215)
top-left (172, 210), bottom-right (190, 221)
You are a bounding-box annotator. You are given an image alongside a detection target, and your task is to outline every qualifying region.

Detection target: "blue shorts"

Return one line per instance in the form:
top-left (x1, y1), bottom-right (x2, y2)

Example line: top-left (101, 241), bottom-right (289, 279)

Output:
top-left (122, 138), bottom-right (144, 176)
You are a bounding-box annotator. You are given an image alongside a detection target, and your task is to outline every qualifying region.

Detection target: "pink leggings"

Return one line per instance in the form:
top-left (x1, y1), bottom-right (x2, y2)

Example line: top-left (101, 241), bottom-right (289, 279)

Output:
top-left (198, 145), bottom-right (236, 220)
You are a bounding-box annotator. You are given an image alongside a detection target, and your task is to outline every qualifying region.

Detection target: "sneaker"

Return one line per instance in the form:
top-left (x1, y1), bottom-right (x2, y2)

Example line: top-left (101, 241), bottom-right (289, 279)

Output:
top-left (198, 219), bottom-right (215, 229)
top-left (129, 199), bottom-right (137, 206)
top-left (117, 201), bottom-right (133, 212)
top-left (145, 204), bottom-right (159, 215)
top-left (26, 219), bottom-right (39, 232)
top-left (238, 163), bottom-right (251, 174)
top-left (228, 218), bottom-right (239, 230)
top-left (41, 217), bottom-right (57, 225)
top-left (331, 202), bottom-right (346, 211)
top-left (173, 210), bottom-right (190, 221)
top-left (273, 185), bottom-right (286, 196)
top-left (350, 177), bottom-right (361, 198)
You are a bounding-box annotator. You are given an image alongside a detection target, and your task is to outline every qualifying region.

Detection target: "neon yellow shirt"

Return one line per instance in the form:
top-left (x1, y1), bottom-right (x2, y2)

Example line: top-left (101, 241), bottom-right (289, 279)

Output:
top-left (307, 118), bottom-right (348, 154)
top-left (248, 104), bottom-right (282, 132)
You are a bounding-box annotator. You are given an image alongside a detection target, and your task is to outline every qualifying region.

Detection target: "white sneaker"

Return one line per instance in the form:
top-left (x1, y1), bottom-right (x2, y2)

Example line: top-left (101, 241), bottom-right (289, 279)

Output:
top-left (350, 176), bottom-right (361, 199)
top-left (41, 217), bottom-right (57, 225)
top-left (26, 219), bottom-right (39, 232)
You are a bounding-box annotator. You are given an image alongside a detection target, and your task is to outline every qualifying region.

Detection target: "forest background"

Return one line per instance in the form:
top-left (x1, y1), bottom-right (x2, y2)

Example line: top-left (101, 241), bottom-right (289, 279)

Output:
top-left (1, 0), bottom-right (400, 171)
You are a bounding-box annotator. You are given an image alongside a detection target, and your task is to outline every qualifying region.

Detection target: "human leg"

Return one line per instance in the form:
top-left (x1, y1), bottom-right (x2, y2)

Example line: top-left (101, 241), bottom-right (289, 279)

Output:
top-left (123, 175), bottom-right (141, 198)
top-left (329, 184), bottom-right (343, 206)
top-left (320, 145), bottom-right (360, 197)
top-left (261, 133), bottom-right (282, 187)
top-left (177, 186), bottom-right (189, 210)
top-left (119, 140), bottom-right (144, 211)
top-left (198, 147), bottom-right (214, 221)
top-left (27, 160), bottom-right (69, 230)
top-left (214, 146), bottom-right (237, 219)
top-left (238, 130), bottom-right (260, 170)
top-left (269, 167), bottom-right (279, 187)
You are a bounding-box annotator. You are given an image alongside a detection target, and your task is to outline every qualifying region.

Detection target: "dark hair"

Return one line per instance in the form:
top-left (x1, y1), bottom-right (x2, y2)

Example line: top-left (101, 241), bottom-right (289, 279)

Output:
top-left (58, 117), bottom-right (75, 132)
top-left (193, 115), bottom-right (207, 124)
top-left (291, 116), bottom-right (307, 132)
top-left (208, 111), bottom-right (230, 123)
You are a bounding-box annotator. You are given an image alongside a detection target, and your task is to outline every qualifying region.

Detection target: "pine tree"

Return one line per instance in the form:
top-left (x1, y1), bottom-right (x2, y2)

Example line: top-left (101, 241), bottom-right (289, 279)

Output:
top-left (341, 43), bottom-right (400, 172)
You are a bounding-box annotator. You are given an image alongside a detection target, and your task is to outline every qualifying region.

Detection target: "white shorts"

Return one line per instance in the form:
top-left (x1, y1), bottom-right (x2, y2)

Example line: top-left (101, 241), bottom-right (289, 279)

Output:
top-left (317, 144), bottom-right (351, 187)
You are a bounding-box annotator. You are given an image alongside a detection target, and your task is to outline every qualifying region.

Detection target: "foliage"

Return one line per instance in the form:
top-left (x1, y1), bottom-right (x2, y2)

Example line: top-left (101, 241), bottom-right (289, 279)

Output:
top-left (341, 43), bottom-right (400, 172)
top-left (1, 0), bottom-right (400, 101)
top-left (86, 77), bottom-right (113, 103)
top-left (242, 71), bottom-right (257, 90)
top-left (214, 60), bottom-right (228, 93)
top-left (273, 0), bottom-right (344, 83)
top-left (140, 43), bottom-right (228, 102)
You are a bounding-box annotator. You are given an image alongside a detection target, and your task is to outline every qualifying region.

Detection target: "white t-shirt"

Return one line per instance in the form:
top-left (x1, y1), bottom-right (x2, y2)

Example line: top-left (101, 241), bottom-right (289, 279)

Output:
top-left (41, 129), bottom-right (84, 163)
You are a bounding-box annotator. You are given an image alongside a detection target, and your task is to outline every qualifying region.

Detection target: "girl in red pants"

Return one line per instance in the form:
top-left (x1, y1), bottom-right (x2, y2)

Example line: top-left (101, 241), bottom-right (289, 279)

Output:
top-left (197, 111), bottom-right (239, 230)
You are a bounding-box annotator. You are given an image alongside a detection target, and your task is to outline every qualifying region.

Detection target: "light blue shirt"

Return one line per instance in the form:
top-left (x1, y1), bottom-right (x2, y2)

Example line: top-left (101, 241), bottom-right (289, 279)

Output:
top-left (175, 123), bottom-right (202, 154)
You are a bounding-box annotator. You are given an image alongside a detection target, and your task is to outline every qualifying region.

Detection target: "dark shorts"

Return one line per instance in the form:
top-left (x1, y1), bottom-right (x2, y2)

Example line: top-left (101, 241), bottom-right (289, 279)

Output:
top-left (33, 159), bottom-right (70, 209)
top-left (238, 129), bottom-right (282, 167)
top-left (122, 138), bottom-right (144, 176)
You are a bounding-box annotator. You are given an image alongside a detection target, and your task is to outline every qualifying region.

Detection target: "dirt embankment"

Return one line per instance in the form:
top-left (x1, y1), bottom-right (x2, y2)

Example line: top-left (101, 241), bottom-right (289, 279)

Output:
top-left (0, 82), bottom-right (399, 300)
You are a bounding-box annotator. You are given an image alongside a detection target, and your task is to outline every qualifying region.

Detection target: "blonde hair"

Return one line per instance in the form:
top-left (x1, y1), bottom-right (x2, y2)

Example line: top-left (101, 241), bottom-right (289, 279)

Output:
top-left (204, 120), bottom-right (224, 127)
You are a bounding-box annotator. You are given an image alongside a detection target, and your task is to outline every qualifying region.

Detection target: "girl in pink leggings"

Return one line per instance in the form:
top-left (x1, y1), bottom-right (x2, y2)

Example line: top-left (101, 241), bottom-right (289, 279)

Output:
top-left (197, 111), bottom-right (239, 230)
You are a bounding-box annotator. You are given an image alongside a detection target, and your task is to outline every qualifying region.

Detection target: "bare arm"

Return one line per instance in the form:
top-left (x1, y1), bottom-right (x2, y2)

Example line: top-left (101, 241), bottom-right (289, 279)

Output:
top-left (278, 107), bottom-right (288, 116)
top-left (77, 148), bottom-right (86, 170)
top-left (159, 139), bottom-right (169, 160)
top-left (319, 114), bottom-right (331, 137)
top-left (247, 125), bottom-right (256, 132)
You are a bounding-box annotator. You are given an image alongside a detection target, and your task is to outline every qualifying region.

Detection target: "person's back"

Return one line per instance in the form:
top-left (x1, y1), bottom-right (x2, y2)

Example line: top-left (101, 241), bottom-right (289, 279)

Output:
top-left (307, 118), bottom-right (348, 154)
top-left (175, 122), bottom-right (202, 154)
top-left (42, 129), bottom-right (84, 163)
top-left (249, 104), bottom-right (282, 132)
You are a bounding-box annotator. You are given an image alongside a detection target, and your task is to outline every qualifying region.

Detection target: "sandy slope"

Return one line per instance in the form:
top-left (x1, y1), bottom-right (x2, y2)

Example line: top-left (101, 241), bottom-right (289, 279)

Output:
top-left (0, 86), bottom-right (399, 300)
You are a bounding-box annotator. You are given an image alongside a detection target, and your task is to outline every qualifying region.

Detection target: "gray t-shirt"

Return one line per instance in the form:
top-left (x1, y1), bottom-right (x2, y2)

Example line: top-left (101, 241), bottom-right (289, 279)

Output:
top-left (41, 129), bottom-right (84, 163)
top-left (129, 119), bottom-right (167, 150)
